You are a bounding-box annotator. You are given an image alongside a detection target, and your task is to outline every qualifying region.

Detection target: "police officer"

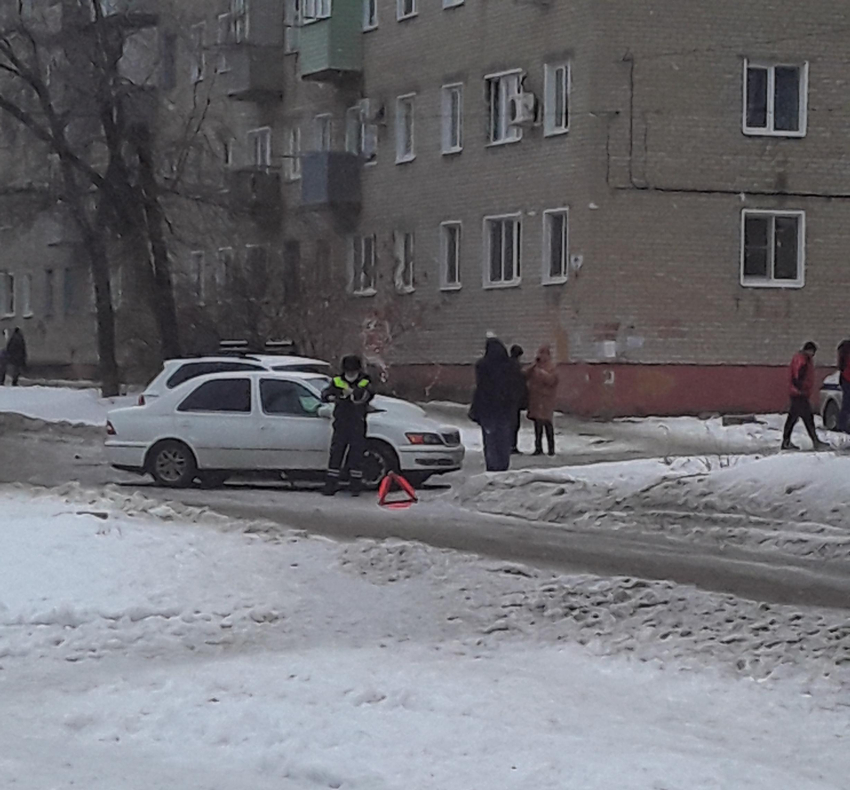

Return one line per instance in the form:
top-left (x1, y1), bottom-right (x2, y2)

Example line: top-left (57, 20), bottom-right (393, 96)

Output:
top-left (322, 354), bottom-right (374, 497)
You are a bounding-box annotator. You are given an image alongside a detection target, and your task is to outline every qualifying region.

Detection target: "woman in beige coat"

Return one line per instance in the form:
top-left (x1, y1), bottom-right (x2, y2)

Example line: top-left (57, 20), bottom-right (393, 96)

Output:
top-left (525, 345), bottom-right (559, 455)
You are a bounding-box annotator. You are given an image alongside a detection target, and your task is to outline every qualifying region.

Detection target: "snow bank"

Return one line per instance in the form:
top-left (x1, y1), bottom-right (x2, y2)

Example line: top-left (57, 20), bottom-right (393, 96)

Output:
top-left (0, 385), bottom-right (134, 426)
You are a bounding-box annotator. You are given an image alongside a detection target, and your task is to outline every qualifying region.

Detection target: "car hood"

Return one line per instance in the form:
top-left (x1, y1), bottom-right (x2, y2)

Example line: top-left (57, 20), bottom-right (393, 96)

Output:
top-left (371, 395), bottom-right (427, 417)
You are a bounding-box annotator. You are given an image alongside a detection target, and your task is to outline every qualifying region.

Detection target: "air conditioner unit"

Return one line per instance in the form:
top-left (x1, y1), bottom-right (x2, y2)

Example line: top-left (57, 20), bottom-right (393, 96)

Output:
top-left (508, 91), bottom-right (537, 128)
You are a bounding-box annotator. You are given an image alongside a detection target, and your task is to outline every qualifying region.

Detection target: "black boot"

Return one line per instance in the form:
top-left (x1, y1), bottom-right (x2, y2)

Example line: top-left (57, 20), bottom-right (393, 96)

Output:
top-left (350, 476), bottom-right (362, 498)
top-left (322, 476), bottom-right (338, 497)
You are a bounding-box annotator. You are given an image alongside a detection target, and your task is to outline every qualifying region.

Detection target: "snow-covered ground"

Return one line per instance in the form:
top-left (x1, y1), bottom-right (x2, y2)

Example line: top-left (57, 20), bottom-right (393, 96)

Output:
top-left (1, 485), bottom-right (849, 789)
top-left (0, 385), bottom-right (134, 426)
top-left (456, 452), bottom-right (850, 564)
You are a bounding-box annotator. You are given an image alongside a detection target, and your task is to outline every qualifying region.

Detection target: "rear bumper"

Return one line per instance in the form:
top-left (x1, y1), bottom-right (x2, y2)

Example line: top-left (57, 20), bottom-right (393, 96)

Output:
top-left (105, 442), bottom-right (148, 471)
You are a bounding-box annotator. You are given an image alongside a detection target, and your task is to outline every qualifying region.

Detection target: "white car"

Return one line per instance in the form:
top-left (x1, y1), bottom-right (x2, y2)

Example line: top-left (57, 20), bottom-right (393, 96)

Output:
top-left (820, 371), bottom-right (843, 431)
top-left (106, 371), bottom-right (465, 489)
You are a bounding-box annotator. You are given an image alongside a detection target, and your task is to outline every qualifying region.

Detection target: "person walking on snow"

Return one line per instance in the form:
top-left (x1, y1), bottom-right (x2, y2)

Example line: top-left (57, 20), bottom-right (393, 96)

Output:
top-left (836, 338), bottom-right (850, 433)
top-left (321, 354), bottom-right (374, 497)
top-left (782, 341), bottom-right (828, 451)
top-left (525, 345), bottom-right (560, 456)
top-left (5, 327), bottom-right (27, 387)
top-left (509, 344), bottom-right (528, 455)
top-left (470, 336), bottom-right (520, 472)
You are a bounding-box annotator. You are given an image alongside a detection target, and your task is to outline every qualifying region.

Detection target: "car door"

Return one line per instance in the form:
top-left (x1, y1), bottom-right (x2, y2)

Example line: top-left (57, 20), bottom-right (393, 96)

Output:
top-left (174, 378), bottom-right (258, 469)
top-left (255, 378), bottom-right (331, 470)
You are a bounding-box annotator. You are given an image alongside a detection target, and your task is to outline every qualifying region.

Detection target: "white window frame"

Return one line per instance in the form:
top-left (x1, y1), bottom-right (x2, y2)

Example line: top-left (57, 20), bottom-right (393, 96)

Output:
top-left (191, 251), bottom-right (206, 305)
top-left (443, 0), bottom-right (464, 7)
top-left (248, 126), bottom-right (272, 168)
top-left (395, 93), bottom-right (416, 164)
top-left (440, 221), bottom-right (462, 290)
top-left (441, 83), bottom-right (464, 155)
top-left (190, 22), bottom-right (206, 83)
top-left (394, 231), bottom-right (415, 293)
top-left (743, 60), bottom-right (808, 138)
top-left (314, 113), bottom-right (333, 152)
top-left (0, 271), bottom-right (15, 317)
top-left (21, 273), bottom-right (33, 318)
top-left (485, 69), bottom-right (522, 145)
top-left (284, 0), bottom-right (302, 53)
top-left (216, 12), bottom-right (232, 73)
top-left (483, 213), bottom-right (522, 288)
top-left (284, 125), bottom-right (301, 181)
top-left (304, 0), bottom-right (331, 23)
top-left (397, 0), bottom-right (417, 21)
top-left (363, 0), bottom-right (378, 30)
top-left (544, 61), bottom-right (570, 136)
top-left (542, 208), bottom-right (569, 285)
top-left (231, 0), bottom-right (248, 43)
top-left (740, 209), bottom-right (806, 289)
top-left (350, 234), bottom-right (377, 296)
top-left (345, 106), bottom-right (363, 155)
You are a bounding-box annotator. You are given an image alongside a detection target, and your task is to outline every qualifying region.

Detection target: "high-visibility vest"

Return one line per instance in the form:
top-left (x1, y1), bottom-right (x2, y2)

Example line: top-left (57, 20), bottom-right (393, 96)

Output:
top-left (333, 376), bottom-right (369, 391)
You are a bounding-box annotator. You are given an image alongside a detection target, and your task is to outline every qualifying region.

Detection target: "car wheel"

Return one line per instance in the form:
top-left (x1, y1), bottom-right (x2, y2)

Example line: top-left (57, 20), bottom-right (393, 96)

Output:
top-left (361, 441), bottom-right (400, 489)
top-left (197, 472), bottom-right (229, 489)
top-left (148, 440), bottom-right (198, 488)
top-left (824, 400), bottom-right (840, 432)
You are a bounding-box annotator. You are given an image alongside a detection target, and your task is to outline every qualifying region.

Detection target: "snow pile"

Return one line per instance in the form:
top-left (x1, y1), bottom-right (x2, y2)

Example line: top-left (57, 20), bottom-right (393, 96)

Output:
top-left (2, 486), bottom-right (850, 788)
top-left (0, 385), bottom-right (134, 426)
top-left (456, 454), bottom-right (850, 562)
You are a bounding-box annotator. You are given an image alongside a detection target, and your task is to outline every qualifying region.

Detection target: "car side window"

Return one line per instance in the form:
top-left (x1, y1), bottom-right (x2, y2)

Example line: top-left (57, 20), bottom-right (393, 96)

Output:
top-left (177, 379), bottom-right (252, 413)
top-left (260, 379), bottom-right (322, 417)
top-left (167, 361), bottom-right (262, 389)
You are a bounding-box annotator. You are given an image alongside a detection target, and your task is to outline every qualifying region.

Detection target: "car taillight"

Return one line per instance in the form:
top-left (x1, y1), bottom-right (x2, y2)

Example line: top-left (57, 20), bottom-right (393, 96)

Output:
top-left (137, 395), bottom-right (146, 406)
top-left (106, 421), bottom-right (116, 436)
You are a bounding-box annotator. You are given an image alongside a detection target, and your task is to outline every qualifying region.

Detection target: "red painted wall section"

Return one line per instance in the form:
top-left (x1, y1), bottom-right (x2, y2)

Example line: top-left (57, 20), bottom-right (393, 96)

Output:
top-left (385, 363), bottom-right (832, 418)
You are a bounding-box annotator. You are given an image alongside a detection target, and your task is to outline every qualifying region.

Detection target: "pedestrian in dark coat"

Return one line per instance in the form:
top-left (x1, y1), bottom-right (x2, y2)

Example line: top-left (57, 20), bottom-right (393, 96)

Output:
top-left (525, 345), bottom-right (560, 456)
top-left (470, 337), bottom-right (518, 472)
top-left (837, 338), bottom-right (850, 433)
top-left (5, 328), bottom-right (26, 387)
top-left (782, 341), bottom-right (828, 451)
top-left (321, 354), bottom-right (374, 497)
top-left (509, 344), bottom-right (528, 454)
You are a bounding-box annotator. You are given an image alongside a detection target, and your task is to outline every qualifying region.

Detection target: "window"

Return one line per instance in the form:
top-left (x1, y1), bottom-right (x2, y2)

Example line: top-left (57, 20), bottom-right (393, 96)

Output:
top-left (44, 269), bottom-right (54, 318)
top-left (261, 379), bottom-right (322, 417)
top-left (216, 13), bottom-right (232, 72)
top-left (741, 210), bottom-right (805, 288)
top-left (363, 122), bottom-right (378, 164)
top-left (544, 62), bottom-right (570, 136)
top-left (63, 268), bottom-right (77, 316)
top-left (395, 94), bottom-right (415, 163)
top-left (397, 0), bottom-right (417, 20)
top-left (177, 379), bottom-right (252, 413)
top-left (216, 247), bottom-right (233, 293)
top-left (284, 126), bottom-right (301, 180)
top-left (484, 215), bottom-right (521, 287)
top-left (363, 0), bottom-right (377, 30)
top-left (167, 362), bottom-right (260, 389)
top-left (443, 0), bottom-right (464, 6)
top-left (232, 0), bottom-right (248, 42)
top-left (21, 274), bottom-right (33, 317)
top-left (744, 61), bottom-right (807, 137)
top-left (0, 272), bottom-right (14, 317)
top-left (191, 251), bottom-right (206, 305)
top-left (284, 0), bottom-right (301, 52)
top-left (394, 231), bottom-right (415, 292)
top-left (486, 71), bottom-right (522, 144)
top-left (248, 127), bottom-right (272, 167)
top-left (351, 234), bottom-right (377, 295)
top-left (542, 209), bottom-right (569, 284)
top-left (440, 222), bottom-right (462, 289)
top-left (314, 114), bottom-right (333, 151)
top-left (441, 84), bottom-right (463, 154)
top-left (304, 0), bottom-right (331, 21)
top-left (190, 22), bottom-right (206, 83)
top-left (345, 106), bottom-right (363, 155)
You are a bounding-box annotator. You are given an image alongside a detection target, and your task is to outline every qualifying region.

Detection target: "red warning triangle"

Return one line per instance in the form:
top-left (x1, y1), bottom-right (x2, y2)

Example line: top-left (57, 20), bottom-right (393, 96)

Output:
top-left (378, 472), bottom-right (418, 509)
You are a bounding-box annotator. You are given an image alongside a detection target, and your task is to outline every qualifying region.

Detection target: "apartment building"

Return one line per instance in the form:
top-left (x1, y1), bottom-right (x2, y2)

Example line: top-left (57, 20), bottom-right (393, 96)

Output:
top-left (3, 0), bottom-right (849, 415)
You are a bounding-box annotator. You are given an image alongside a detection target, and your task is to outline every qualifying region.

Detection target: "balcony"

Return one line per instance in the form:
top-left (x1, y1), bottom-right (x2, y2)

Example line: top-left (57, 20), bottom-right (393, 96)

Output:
top-left (217, 45), bottom-right (284, 102)
top-left (299, 6), bottom-right (363, 83)
top-left (301, 152), bottom-right (361, 213)
top-left (227, 168), bottom-right (282, 221)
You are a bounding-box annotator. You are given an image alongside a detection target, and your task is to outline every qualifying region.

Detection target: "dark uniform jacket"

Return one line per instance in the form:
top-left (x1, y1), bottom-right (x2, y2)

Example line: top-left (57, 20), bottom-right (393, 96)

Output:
top-left (321, 374), bottom-right (374, 426)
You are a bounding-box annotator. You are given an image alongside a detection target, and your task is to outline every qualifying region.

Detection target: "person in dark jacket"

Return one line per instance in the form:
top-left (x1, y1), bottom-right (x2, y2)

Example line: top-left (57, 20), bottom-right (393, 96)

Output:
top-left (782, 342), bottom-right (828, 451)
top-left (470, 336), bottom-right (520, 472)
top-left (5, 327), bottom-right (27, 387)
top-left (321, 354), bottom-right (374, 497)
top-left (509, 344), bottom-right (528, 454)
top-left (837, 339), bottom-right (850, 433)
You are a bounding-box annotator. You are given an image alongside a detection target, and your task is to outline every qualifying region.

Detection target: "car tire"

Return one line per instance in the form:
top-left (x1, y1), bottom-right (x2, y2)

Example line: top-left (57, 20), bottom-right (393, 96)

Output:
top-left (148, 440), bottom-right (198, 488)
top-left (824, 400), bottom-right (840, 432)
top-left (361, 441), bottom-right (400, 489)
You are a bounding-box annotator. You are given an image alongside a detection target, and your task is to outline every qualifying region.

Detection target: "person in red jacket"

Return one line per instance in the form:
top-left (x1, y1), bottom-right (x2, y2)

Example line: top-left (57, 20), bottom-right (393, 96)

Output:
top-left (837, 339), bottom-right (850, 433)
top-left (782, 341), bottom-right (828, 451)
